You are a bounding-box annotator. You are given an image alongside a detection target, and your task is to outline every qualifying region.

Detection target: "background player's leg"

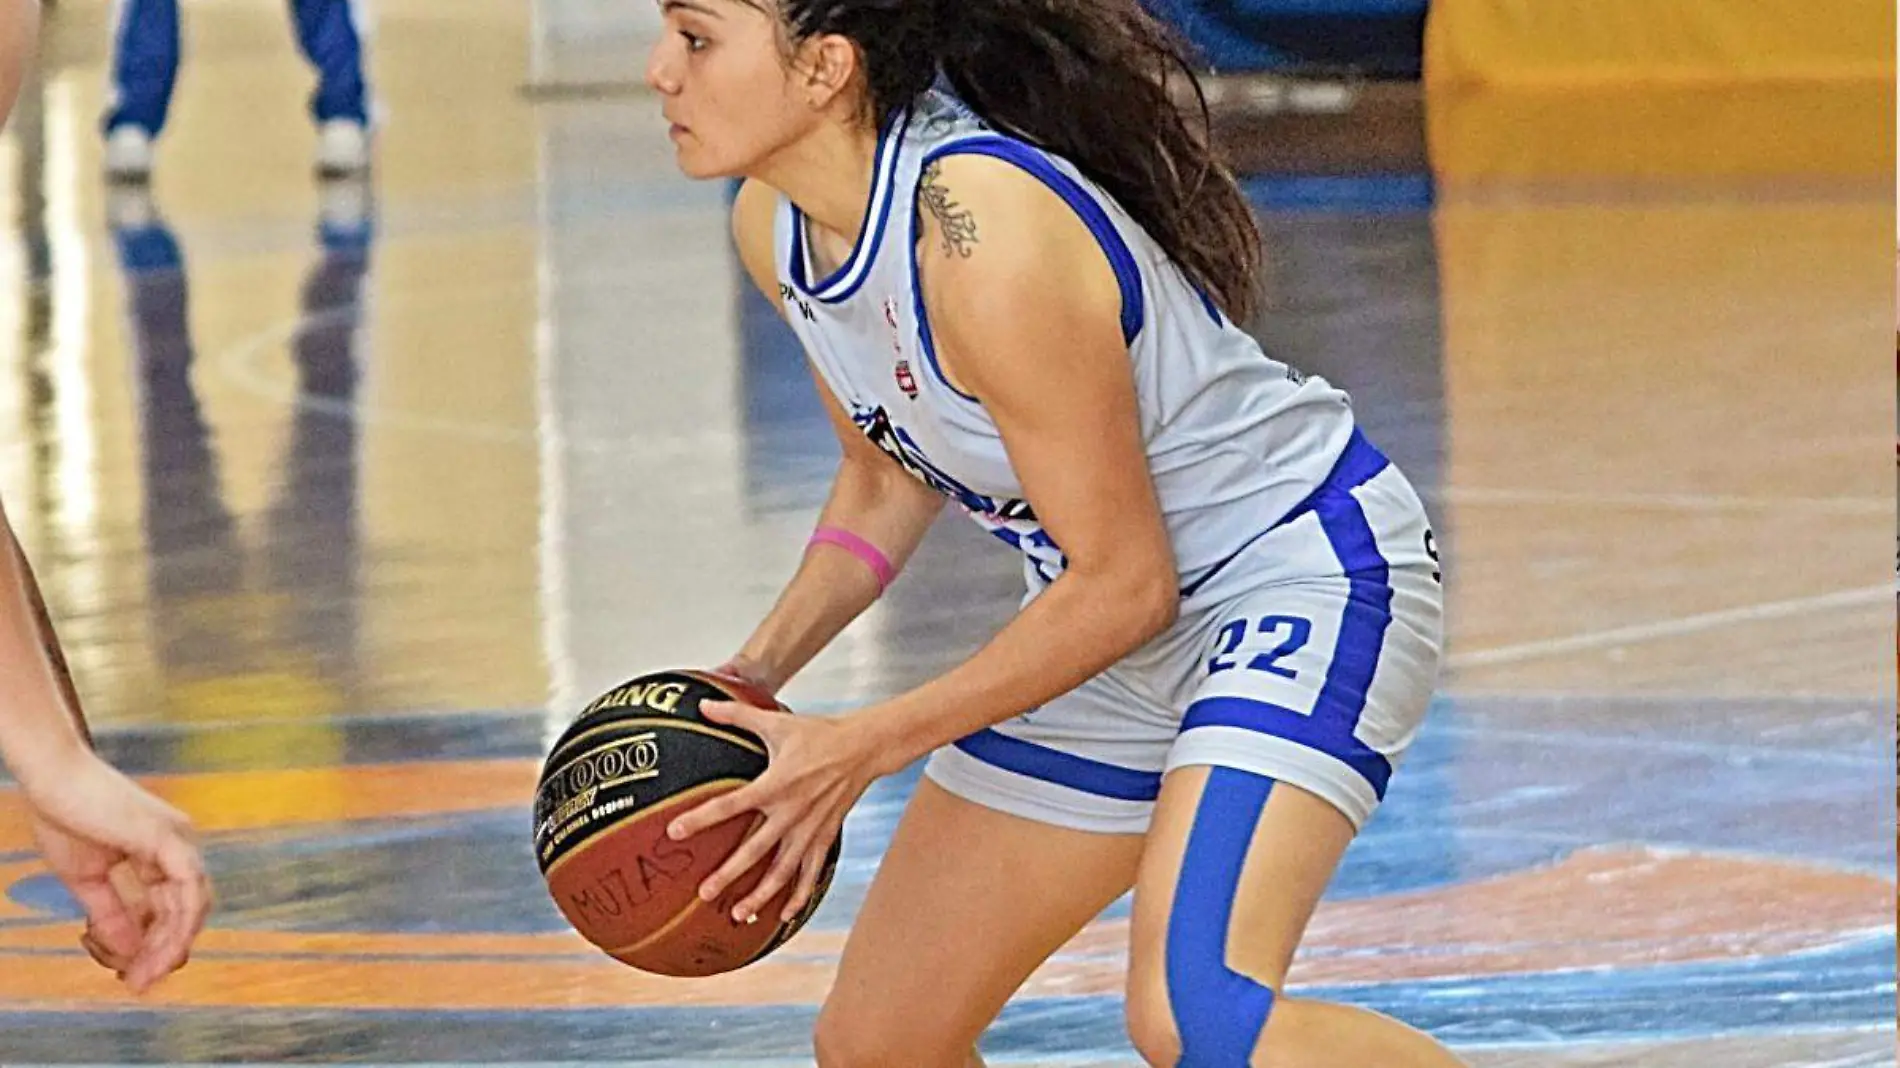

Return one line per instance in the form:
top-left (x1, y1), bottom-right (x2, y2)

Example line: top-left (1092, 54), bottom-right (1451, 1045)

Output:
top-left (289, 0), bottom-right (372, 176)
top-left (1125, 766), bottom-right (1467, 1066)
top-left (288, 0), bottom-right (369, 125)
top-left (103, 0), bottom-right (180, 136)
top-left (815, 776), bottom-right (1144, 1068)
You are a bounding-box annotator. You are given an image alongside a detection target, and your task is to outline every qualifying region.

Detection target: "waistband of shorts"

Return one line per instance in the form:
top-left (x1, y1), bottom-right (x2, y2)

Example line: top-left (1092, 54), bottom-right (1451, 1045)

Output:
top-left (1178, 427), bottom-right (1390, 599)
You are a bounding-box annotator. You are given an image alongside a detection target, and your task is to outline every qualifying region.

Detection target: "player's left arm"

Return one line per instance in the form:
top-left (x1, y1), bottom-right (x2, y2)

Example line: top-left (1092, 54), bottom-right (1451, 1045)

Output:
top-left (852, 152), bottom-right (1180, 766)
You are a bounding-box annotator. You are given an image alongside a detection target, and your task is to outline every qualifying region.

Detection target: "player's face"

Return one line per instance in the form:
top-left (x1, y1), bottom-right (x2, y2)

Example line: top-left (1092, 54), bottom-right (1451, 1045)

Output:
top-left (646, 0), bottom-right (818, 179)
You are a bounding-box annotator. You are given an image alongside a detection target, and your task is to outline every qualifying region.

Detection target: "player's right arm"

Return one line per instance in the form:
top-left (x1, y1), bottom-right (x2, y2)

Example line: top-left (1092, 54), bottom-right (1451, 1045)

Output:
top-left (719, 179), bottom-right (945, 694)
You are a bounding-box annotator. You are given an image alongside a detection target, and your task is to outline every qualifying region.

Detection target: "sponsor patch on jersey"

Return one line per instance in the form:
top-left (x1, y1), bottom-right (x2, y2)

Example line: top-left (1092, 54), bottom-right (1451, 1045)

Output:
top-left (884, 298), bottom-right (919, 399)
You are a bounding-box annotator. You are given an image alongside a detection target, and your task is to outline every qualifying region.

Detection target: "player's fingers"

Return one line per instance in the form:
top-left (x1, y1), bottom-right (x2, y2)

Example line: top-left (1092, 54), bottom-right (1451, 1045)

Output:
top-left (151, 834), bottom-right (212, 940)
top-left (69, 880), bottom-right (142, 969)
top-left (733, 823), bottom-right (813, 925)
top-left (79, 927), bottom-right (125, 970)
top-left (696, 700), bottom-right (780, 745)
top-left (696, 813), bottom-right (778, 908)
top-left (668, 778), bottom-right (770, 841)
top-left (781, 826), bottom-right (837, 924)
top-left (121, 879), bottom-right (194, 994)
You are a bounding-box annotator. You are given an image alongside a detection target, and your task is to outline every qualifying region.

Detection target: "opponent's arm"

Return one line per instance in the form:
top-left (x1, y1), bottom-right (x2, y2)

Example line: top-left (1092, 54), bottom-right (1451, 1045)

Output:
top-left (720, 179), bottom-right (945, 693)
top-left (0, 0), bottom-right (93, 797)
top-left (850, 154), bottom-right (1179, 769)
top-left (0, 1), bottom-right (211, 993)
top-left (0, 497), bottom-right (212, 993)
top-left (0, 498), bottom-right (91, 779)
top-left (0, 0), bottom-right (38, 139)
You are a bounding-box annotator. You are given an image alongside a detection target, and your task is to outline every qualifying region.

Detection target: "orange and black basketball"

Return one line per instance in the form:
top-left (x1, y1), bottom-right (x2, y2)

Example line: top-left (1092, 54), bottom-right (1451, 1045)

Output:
top-left (531, 668), bottom-right (839, 977)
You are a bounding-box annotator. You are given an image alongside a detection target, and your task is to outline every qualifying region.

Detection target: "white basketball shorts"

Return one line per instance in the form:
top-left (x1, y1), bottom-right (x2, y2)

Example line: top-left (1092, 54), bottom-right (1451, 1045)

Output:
top-left (925, 430), bottom-right (1444, 834)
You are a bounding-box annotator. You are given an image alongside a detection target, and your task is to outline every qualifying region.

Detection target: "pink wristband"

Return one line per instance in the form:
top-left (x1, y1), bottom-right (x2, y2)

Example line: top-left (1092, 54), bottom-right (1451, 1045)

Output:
top-left (808, 526), bottom-right (897, 592)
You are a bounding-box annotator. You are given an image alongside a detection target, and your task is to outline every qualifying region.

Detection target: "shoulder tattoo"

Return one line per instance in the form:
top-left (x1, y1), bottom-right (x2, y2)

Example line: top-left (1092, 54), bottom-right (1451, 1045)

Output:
top-left (919, 161), bottom-right (979, 259)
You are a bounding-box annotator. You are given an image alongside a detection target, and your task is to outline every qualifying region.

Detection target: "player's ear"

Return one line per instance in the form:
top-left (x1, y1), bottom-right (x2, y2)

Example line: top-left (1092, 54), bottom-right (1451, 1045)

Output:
top-left (793, 32), bottom-right (859, 112)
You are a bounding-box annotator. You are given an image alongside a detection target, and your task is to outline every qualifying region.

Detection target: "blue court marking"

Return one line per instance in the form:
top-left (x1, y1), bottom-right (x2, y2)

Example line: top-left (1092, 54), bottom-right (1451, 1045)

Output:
top-left (4, 696), bottom-right (1881, 921)
top-left (1242, 174), bottom-right (1435, 213)
top-left (44, 694), bottom-right (1885, 774)
top-left (0, 935), bottom-right (1889, 1054)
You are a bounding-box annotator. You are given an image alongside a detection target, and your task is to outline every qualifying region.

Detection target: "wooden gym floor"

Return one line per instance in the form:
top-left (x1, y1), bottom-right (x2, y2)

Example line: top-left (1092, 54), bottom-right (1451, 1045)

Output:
top-left (0, 2), bottom-right (1890, 1064)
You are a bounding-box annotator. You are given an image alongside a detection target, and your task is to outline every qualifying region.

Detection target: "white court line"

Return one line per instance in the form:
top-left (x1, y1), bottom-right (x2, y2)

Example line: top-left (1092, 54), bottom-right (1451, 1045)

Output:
top-left (1450, 1022), bottom-right (1899, 1056)
top-left (1428, 723), bottom-right (1887, 769)
top-left (1432, 487), bottom-right (1890, 515)
top-left (212, 305), bottom-right (739, 461)
top-left (1449, 584), bottom-right (1894, 670)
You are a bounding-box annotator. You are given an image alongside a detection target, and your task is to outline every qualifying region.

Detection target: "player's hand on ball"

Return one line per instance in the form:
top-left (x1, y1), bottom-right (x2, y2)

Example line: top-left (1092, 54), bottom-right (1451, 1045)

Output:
top-left (707, 655), bottom-right (779, 697)
top-left (667, 701), bottom-right (874, 925)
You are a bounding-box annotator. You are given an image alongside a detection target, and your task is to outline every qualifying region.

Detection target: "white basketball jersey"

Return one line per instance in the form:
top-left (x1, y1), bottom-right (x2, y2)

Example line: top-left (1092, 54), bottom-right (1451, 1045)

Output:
top-left (773, 89), bottom-right (1361, 604)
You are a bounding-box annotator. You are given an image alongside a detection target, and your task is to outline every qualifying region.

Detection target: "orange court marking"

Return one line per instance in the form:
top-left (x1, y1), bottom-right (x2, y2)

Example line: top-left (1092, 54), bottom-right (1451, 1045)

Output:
top-left (2, 767), bottom-right (1888, 1011)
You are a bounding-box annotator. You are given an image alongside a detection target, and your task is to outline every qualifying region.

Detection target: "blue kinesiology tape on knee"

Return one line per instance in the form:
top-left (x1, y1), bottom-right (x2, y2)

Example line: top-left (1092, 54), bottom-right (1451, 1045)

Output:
top-left (1167, 767), bottom-right (1277, 1066)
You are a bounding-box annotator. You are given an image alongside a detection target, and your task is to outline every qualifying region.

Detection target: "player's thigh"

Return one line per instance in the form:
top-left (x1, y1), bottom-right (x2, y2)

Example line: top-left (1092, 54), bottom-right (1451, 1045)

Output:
top-left (817, 776), bottom-right (1144, 1068)
top-left (1124, 765), bottom-right (1355, 1065)
top-left (1126, 558), bottom-right (1441, 1062)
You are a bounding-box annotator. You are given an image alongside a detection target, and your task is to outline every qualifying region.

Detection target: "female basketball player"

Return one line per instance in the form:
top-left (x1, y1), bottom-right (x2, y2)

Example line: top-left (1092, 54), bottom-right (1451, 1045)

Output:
top-left (653, 1), bottom-right (1463, 1064)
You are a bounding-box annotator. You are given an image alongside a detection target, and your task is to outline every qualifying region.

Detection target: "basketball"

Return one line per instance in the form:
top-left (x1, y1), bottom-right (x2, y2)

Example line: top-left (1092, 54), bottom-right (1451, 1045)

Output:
top-left (531, 669), bottom-right (840, 977)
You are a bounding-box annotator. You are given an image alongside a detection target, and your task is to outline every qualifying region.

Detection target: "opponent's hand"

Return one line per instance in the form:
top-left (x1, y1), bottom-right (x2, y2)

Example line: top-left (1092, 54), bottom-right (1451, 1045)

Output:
top-left (72, 858), bottom-right (156, 971)
top-left (666, 701), bottom-right (873, 925)
top-left (22, 752), bottom-right (211, 992)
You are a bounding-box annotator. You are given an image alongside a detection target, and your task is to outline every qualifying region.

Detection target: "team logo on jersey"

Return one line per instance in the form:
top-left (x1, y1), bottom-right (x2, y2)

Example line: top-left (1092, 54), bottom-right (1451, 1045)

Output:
top-left (851, 404), bottom-right (1030, 521)
top-left (847, 402), bottom-right (1063, 576)
top-left (884, 297), bottom-right (919, 399)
